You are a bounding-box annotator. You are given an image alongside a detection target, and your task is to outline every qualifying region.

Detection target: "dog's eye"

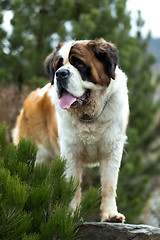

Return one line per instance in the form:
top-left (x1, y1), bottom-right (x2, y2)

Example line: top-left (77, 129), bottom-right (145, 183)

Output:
top-left (71, 56), bottom-right (85, 69)
top-left (56, 57), bottom-right (63, 70)
top-left (76, 60), bottom-right (85, 68)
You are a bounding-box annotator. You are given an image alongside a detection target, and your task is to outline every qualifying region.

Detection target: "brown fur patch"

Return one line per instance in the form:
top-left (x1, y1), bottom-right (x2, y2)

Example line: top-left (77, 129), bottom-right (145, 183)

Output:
top-left (87, 39), bottom-right (118, 80)
top-left (15, 87), bottom-right (59, 157)
top-left (69, 42), bottom-right (111, 86)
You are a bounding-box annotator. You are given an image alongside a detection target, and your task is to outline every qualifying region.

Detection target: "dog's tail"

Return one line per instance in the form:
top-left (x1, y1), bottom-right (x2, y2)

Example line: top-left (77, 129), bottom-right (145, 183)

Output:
top-left (12, 108), bottom-right (23, 145)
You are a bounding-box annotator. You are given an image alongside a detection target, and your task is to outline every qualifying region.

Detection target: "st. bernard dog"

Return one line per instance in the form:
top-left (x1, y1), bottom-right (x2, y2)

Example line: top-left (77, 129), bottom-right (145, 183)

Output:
top-left (12, 38), bottom-right (129, 223)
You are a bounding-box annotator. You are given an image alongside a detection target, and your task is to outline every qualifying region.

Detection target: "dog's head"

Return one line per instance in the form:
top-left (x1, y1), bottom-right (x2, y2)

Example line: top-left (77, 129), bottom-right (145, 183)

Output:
top-left (44, 39), bottom-right (118, 116)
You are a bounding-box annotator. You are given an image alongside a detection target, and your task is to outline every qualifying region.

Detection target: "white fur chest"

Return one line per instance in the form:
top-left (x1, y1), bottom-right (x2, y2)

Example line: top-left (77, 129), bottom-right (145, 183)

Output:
top-left (55, 105), bottom-right (122, 164)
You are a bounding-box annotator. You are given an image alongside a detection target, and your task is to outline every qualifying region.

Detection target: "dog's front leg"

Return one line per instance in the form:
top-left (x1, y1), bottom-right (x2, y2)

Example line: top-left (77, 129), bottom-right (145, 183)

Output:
top-left (65, 157), bottom-right (83, 212)
top-left (99, 142), bottom-right (125, 223)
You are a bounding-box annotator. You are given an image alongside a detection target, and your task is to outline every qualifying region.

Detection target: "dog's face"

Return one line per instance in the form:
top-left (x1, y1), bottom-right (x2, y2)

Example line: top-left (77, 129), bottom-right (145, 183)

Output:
top-left (44, 39), bottom-right (118, 120)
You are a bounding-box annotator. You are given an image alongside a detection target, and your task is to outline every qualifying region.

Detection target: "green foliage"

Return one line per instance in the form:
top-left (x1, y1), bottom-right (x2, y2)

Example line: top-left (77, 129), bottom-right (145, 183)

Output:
top-left (0, 123), bottom-right (100, 240)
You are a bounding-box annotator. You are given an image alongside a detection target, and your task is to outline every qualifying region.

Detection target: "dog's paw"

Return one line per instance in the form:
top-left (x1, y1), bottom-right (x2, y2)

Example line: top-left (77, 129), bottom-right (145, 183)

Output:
top-left (101, 212), bottom-right (125, 223)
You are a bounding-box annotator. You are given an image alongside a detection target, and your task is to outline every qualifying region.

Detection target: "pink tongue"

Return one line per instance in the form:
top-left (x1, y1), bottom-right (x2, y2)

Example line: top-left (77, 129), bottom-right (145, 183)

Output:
top-left (59, 91), bottom-right (77, 109)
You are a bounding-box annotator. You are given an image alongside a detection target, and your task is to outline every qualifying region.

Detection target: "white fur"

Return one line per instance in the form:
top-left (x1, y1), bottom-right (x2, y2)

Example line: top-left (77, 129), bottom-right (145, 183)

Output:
top-left (58, 41), bottom-right (75, 64)
top-left (12, 109), bottom-right (24, 145)
top-left (38, 83), bottom-right (51, 97)
top-left (36, 144), bottom-right (54, 165)
top-left (12, 124), bottom-right (19, 145)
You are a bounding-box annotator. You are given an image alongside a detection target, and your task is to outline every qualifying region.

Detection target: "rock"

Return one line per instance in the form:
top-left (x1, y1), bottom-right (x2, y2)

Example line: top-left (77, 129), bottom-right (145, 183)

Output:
top-left (78, 222), bottom-right (160, 240)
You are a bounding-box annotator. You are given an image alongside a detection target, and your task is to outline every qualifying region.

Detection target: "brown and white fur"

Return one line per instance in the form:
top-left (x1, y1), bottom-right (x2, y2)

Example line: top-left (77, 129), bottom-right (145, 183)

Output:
top-left (12, 39), bottom-right (129, 223)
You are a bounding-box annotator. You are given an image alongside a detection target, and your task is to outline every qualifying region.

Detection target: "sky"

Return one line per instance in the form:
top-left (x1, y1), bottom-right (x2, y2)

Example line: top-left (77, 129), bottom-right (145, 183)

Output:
top-left (2, 0), bottom-right (160, 39)
top-left (127, 0), bottom-right (160, 38)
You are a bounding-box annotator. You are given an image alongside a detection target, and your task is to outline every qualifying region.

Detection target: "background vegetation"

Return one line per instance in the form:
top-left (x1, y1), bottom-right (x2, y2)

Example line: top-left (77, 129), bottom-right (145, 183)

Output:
top-left (0, 0), bottom-right (160, 232)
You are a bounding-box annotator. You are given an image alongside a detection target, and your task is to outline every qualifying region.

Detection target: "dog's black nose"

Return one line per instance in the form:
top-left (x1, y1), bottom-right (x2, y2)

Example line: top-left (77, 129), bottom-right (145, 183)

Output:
top-left (56, 69), bottom-right (70, 80)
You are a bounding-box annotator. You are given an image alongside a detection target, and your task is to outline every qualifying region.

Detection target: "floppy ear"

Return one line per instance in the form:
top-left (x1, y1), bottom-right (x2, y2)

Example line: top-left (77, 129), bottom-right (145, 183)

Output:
top-left (44, 42), bottom-right (64, 85)
top-left (88, 38), bottom-right (118, 80)
top-left (44, 52), bottom-right (55, 85)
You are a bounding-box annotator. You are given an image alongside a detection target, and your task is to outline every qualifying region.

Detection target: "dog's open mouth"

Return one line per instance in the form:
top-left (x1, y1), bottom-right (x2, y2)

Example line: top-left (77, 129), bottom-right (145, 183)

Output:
top-left (59, 89), bottom-right (90, 110)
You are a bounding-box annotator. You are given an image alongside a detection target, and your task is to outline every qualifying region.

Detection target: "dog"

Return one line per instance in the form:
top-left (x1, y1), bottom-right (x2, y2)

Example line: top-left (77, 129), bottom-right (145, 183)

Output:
top-left (12, 38), bottom-right (129, 223)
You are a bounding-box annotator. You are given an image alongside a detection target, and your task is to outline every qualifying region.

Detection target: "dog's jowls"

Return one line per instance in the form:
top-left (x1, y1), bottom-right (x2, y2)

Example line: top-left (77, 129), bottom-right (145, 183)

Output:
top-left (12, 38), bottom-right (129, 223)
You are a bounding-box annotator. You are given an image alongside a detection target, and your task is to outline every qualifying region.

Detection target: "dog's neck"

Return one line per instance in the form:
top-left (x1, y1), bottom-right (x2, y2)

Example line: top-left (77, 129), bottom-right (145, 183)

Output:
top-left (80, 97), bottom-right (109, 123)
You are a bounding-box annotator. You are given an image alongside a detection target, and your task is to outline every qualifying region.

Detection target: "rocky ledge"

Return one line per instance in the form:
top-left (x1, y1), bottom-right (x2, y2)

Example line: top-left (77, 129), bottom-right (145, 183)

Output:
top-left (79, 222), bottom-right (160, 240)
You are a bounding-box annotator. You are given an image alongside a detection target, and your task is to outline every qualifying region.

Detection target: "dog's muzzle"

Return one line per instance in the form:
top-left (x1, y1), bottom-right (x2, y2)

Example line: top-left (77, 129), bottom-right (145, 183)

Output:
top-left (56, 68), bottom-right (90, 110)
top-left (56, 68), bottom-right (70, 98)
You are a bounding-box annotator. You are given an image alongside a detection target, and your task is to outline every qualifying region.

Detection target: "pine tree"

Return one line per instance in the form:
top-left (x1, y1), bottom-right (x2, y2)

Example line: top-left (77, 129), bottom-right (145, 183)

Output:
top-left (0, 123), bottom-right (100, 240)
